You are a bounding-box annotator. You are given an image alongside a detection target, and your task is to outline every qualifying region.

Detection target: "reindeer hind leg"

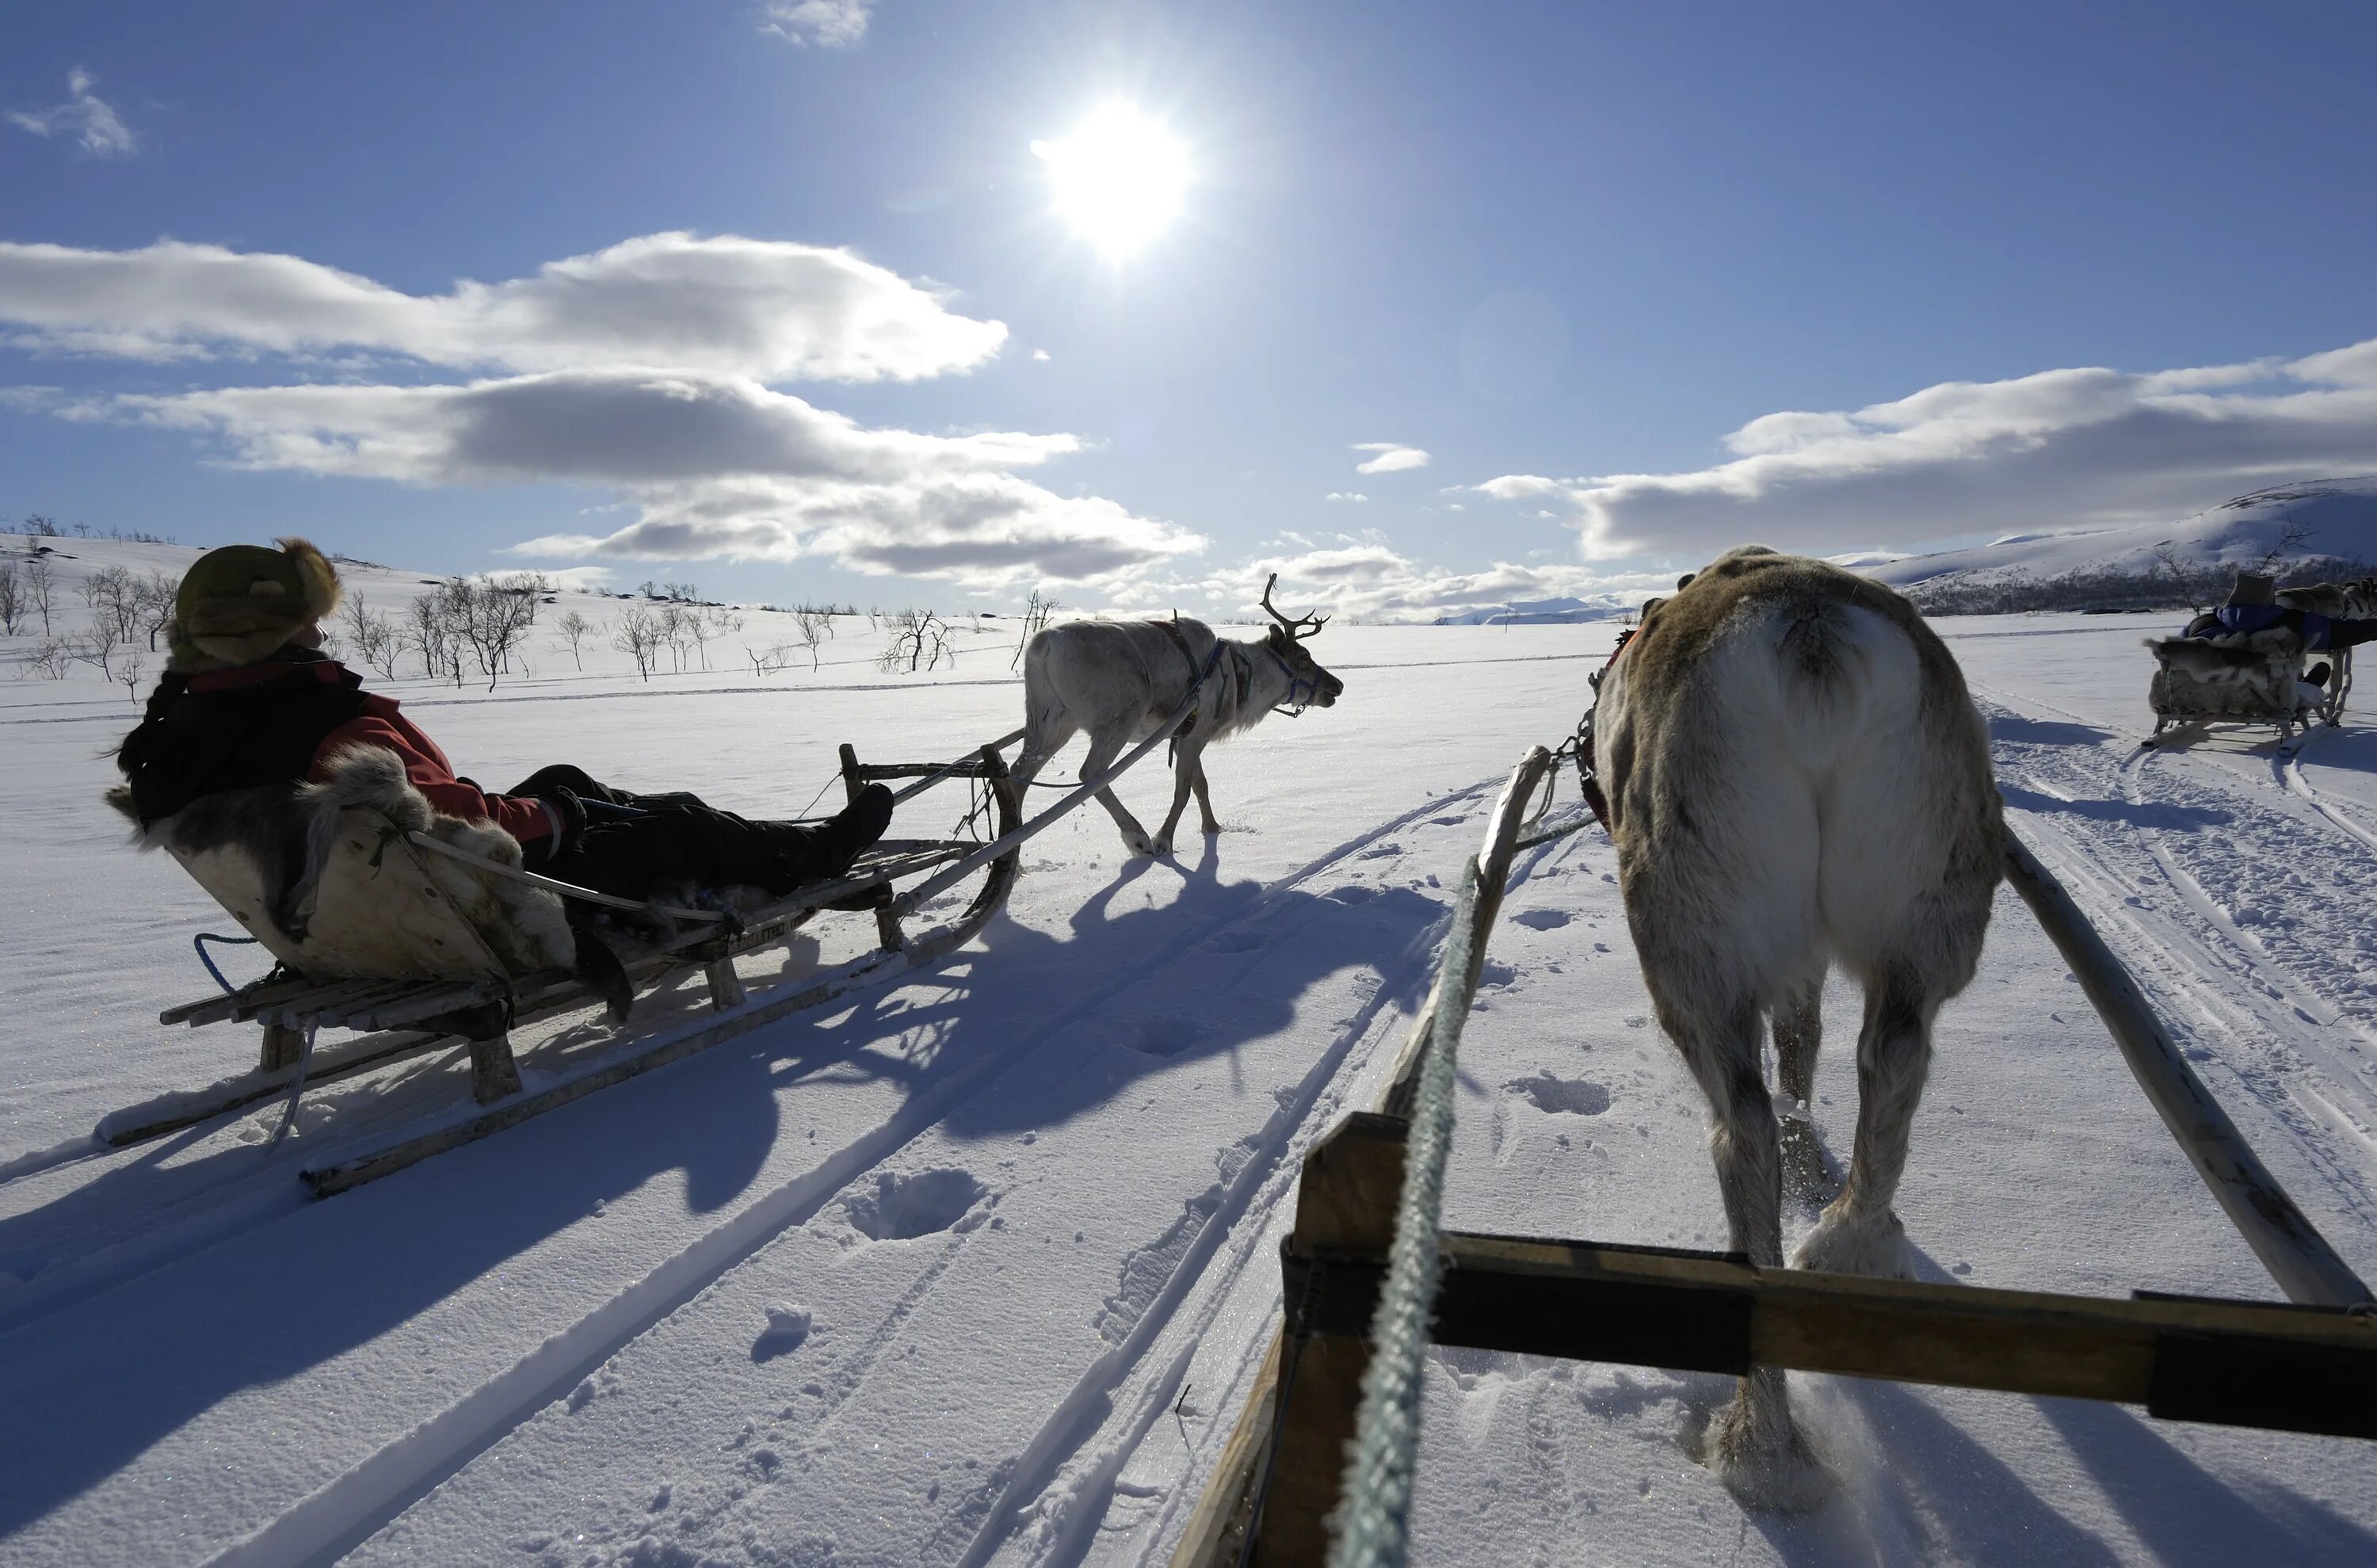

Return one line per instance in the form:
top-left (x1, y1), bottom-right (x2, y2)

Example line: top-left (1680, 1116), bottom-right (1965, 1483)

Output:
top-left (1771, 975), bottom-right (1832, 1208)
top-left (1792, 957), bottom-right (1934, 1279)
top-left (1079, 730), bottom-right (1155, 855)
top-left (1650, 979), bottom-right (1827, 1509)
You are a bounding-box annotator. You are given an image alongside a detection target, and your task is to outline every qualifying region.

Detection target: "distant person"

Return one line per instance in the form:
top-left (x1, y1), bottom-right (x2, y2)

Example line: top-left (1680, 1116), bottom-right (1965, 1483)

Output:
top-left (2184, 570), bottom-right (2377, 689)
top-left (113, 539), bottom-right (891, 901)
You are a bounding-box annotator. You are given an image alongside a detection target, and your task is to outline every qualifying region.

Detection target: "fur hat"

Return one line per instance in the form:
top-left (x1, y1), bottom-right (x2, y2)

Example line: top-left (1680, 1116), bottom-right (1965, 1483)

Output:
top-left (169, 537), bottom-right (342, 672)
top-left (2226, 571), bottom-right (2277, 609)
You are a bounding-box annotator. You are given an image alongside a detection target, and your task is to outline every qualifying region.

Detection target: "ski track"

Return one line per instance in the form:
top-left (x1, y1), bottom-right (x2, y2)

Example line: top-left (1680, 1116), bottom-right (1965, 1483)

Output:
top-left (1982, 693), bottom-right (2377, 1249)
top-left (189, 773), bottom-right (1498, 1568)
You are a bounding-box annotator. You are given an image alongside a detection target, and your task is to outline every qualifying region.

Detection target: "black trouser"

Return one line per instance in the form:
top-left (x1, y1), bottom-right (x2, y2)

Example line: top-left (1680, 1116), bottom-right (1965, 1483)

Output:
top-left (510, 765), bottom-right (841, 901)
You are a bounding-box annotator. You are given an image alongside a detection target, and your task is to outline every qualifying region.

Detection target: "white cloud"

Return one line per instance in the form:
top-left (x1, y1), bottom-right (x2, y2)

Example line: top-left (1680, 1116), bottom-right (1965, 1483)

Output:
top-left (0, 232), bottom-right (1004, 381)
top-left (1031, 348), bottom-right (1051, 361)
top-left (6, 67), bottom-right (137, 158)
top-left (1469, 338), bottom-right (2377, 560)
top-left (1324, 491), bottom-right (1368, 503)
top-left (78, 368), bottom-right (1198, 588)
top-left (1471, 473), bottom-right (1562, 500)
top-left (761, 0), bottom-right (874, 48)
top-left (1352, 441), bottom-right (1429, 475)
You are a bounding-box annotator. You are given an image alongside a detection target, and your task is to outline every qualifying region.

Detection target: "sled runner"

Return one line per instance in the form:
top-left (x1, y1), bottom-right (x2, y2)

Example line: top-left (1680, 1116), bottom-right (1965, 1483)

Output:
top-left (2145, 632), bottom-right (2348, 746)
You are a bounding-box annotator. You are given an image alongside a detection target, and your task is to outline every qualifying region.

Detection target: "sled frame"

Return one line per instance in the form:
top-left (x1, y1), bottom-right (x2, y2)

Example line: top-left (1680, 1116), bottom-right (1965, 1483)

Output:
top-left (123, 740), bottom-right (1024, 1189)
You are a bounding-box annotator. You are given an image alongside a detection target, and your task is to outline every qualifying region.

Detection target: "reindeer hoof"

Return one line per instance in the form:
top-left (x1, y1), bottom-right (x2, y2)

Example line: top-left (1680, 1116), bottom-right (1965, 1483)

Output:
top-left (1124, 833), bottom-right (1157, 856)
top-left (1700, 1388), bottom-right (1832, 1513)
top-left (1792, 1206), bottom-right (1913, 1279)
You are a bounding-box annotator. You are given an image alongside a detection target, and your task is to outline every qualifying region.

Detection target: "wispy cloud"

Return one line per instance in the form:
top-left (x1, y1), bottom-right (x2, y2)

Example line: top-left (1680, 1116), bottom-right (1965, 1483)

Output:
top-left (0, 233), bottom-right (1003, 381)
top-left (7, 67), bottom-right (138, 158)
top-left (1169, 531), bottom-right (1662, 623)
top-left (760, 0), bottom-right (874, 48)
top-left (1352, 441), bottom-right (1429, 475)
top-left (1472, 339), bottom-right (2377, 560)
top-left (1324, 491), bottom-right (1367, 503)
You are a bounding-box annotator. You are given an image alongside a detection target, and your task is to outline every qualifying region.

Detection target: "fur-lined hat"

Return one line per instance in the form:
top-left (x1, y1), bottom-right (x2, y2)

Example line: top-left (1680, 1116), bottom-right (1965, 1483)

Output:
top-left (2226, 570), bottom-right (2277, 609)
top-left (169, 537), bottom-right (342, 672)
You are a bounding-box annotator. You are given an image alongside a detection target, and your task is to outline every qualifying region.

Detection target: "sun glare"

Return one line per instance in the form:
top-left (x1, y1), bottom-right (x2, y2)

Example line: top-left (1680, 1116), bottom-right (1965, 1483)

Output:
top-left (1032, 103), bottom-right (1190, 257)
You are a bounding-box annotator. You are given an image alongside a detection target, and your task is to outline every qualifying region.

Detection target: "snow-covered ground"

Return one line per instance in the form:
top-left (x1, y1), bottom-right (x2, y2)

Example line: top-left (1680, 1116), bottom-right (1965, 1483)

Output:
top-left (4, 539), bottom-right (2376, 1565)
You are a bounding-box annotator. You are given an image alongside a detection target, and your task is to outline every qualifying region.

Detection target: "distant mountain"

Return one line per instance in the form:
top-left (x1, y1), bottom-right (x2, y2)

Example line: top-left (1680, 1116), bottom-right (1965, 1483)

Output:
top-left (1864, 476), bottom-right (2377, 592)
top-left (1430, 595), bottom-right (1633, 627)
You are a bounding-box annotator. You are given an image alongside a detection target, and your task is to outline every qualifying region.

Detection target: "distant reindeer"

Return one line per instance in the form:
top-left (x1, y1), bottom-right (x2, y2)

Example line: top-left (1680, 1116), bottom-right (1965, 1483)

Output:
top-left (1593, 547), bottom-right (2001, 1509)
top-left (1013, 575), bottom-right (1344, 855)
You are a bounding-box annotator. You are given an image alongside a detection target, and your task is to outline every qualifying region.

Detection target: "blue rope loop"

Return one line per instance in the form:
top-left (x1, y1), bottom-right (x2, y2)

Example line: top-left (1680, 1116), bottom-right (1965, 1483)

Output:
top-left (193, 932), bottom-right (263, 996)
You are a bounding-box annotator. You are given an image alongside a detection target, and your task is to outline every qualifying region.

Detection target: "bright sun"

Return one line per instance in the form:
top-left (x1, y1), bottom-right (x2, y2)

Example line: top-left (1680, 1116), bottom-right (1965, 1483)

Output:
top-left (1032, 103), bottom-right (1190, 257)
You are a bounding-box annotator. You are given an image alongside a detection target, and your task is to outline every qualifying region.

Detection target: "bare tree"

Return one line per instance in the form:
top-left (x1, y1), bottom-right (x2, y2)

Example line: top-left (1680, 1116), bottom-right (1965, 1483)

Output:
top-left (76, 614), bottom-right (123, 679)
top-left (2148, 542), bottom-right (2217, 614)
top-left (26, 553), bottom-right (55, 635)
top-left (25, 637), bottom-right (76, 678)
top-left (133, 570), bottom-right (176, 650)
top-left (611, 605), bottom-right (664, 681)
top-left (342, 592), bottom-right (403, 677)
top-left (21, 513), bottom-right (59, 537)
top-left (117, 647), bottom-right (146, 702)
top-left (878, 608), bottom-right (956, 673)
top-left (794, 608), bottom-right (832, 670)
top-left (2247, 518), bottom-right (2316, 582)
top-left (1011, 589), bottom-right (1059, 670)
top-left (0, 559), bottom-right (21, 635)
top-left (553, 609), bottom-right (593, 670)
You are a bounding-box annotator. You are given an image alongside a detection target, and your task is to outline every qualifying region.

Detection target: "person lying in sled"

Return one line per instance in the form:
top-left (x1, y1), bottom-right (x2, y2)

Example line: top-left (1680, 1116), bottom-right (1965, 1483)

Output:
top-left (2184, 570), bottom-right (2377, 691)
top-left (113, 538), bottom-right (895, 903)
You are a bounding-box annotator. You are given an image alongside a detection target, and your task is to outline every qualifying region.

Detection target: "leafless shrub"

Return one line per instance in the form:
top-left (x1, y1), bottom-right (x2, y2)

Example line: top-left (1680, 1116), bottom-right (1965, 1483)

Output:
top-left (0, 559), bottom-right (21, 635)
top-left (118, 647), bottom-right (146, 701)
top-left (612, 605), bottom-right (665, 681)
top-left (342, 593), bottom-right (403, 678)
top-left (24, 638), bottom-right (76, 678)
top-left (76, 614), bottom-right (122, 678)
top-left (553, 609), bottom-right (593, 670)
top-left (1011, 589), bottom-right (1059, 670)
top-left (878, 608), bottom-right (956, 673)
top-left (25, 555), bottom-right (52, 635)
top-left (793, 609), bottom-right (832, 670)
top-left (133, 570), bottom-right (175, 650)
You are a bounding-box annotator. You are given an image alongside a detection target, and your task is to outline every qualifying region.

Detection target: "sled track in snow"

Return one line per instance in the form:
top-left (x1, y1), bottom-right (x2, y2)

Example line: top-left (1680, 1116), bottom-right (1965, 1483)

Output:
top-left (1990, 715), bottom-right (2377, 1250)
top-left (197, 776), bottom-right (1505, 1568)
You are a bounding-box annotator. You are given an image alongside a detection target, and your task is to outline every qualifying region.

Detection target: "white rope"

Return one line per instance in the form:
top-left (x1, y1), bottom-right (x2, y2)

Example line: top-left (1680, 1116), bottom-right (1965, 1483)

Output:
top-left (404, 832), bottom-right (731, 924)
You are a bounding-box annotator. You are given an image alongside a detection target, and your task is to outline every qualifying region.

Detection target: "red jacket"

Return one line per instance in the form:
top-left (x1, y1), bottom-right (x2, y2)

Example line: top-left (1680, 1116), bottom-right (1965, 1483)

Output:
top-left (184, 659), bottom-right (555, 847)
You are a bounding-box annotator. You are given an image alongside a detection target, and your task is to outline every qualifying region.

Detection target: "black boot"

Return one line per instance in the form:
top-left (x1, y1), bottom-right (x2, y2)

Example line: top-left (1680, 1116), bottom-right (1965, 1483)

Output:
top-left (813, 784), bottom-right (895, 879)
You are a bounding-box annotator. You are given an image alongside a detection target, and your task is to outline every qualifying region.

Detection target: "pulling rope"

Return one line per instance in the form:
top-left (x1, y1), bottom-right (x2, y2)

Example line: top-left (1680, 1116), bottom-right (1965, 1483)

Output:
top-left (1326, 856), bottom-right (1484, 1568)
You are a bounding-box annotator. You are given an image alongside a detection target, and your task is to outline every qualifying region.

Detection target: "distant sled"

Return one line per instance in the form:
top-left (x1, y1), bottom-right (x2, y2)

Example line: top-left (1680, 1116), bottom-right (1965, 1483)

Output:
top-left (2144, 620), bottom-right (2350, 749)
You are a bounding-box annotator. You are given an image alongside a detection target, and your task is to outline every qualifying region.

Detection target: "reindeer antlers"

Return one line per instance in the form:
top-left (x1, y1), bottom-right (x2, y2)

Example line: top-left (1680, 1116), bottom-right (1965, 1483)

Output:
top-left (1259, 573), bottom-right (1330, 639)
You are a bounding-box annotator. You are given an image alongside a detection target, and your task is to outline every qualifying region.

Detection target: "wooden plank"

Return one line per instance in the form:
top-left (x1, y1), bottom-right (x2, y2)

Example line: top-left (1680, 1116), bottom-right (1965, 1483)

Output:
top-left (2002, 827), bottom-right (2373, 1307)
top-left (1277, 1230), bottom-right (2377, 1441)
top-left (1167, 1330), bottom-right (1283, 1568)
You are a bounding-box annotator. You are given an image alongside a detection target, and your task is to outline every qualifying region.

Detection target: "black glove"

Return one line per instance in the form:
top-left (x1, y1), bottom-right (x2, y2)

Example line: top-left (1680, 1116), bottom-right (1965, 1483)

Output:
top-left (525, 786), bottom-right (588, 864)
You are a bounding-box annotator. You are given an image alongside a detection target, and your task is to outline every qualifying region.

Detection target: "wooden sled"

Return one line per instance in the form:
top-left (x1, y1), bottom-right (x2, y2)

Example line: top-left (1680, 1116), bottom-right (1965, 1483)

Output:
top-left (2144, 635), bottom-right (2348, 746)
top-left (112, 740), bottom-right (1024, 1193)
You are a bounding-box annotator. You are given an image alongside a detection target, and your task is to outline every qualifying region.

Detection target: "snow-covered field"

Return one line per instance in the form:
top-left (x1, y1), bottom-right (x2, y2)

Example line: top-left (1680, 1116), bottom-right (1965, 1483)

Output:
top-left (4, 538), bottom-right (2376, 1565)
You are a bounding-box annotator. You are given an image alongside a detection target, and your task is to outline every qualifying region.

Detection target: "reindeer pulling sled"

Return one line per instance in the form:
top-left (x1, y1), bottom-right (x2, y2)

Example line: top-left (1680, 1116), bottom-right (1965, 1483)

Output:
top-left (105, 578), bottom-right (1345, 1197)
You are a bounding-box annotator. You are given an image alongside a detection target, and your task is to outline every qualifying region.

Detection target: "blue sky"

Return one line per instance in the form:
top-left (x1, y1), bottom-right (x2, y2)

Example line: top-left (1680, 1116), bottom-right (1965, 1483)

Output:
top-left (5, 1), bottom-right (2376, 617)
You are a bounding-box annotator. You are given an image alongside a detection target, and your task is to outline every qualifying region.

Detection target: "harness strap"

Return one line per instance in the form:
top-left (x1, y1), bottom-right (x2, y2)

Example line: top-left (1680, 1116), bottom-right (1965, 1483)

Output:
top-left (1574, 626), bottom-right (1638, 832)
top-left (1149, 620), bottom-right (1228, 763)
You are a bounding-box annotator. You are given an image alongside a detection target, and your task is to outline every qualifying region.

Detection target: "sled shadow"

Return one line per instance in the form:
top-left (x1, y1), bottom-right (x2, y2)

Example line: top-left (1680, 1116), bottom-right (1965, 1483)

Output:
top-left (0, 839), bottom-right (1444, 1544)
top-left (1999, 782), bottom-right (2231, 832)
top-left (1990, 715), bottom-right (2115, 749)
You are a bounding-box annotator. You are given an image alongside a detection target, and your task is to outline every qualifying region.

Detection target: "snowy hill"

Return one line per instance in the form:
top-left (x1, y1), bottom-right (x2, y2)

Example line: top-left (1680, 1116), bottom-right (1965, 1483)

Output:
top-left (1866, 475), bottom-right (2377, 591)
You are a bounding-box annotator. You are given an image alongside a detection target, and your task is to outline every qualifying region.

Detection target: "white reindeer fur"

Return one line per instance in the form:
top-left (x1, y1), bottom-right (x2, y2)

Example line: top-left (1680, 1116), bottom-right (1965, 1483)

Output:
top-left (115, 744), bottom-right (574, 979)
top-left (1012, 618), bottom-right (1341, 855)
top-left (1596, 547), bottom-right (2001, 1509)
